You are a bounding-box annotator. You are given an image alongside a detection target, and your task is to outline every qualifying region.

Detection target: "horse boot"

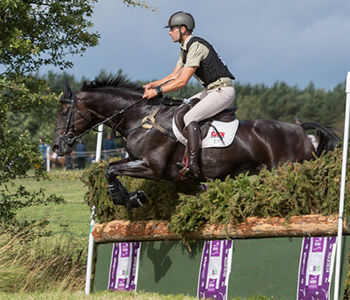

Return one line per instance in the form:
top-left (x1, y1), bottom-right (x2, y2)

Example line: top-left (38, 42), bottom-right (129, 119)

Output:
top-left (176, 121), bottom-right (201, 179)
top-left (108, 179), bottom-right (148, 210)
top-left (108, 179), bottom-right (129, 206)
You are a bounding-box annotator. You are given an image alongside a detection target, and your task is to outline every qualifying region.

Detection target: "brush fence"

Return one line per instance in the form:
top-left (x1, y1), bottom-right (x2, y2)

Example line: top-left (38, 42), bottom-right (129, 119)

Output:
top-left (92, 214), bottom-right (350, 299)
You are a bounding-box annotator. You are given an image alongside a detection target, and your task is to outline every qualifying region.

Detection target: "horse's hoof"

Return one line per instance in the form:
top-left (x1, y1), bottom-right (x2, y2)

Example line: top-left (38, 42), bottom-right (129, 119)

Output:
top-left (125, 190), bottom-right (148, 210)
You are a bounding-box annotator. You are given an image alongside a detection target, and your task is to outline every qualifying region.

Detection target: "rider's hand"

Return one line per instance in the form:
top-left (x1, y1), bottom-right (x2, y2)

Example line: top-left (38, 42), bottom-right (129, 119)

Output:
top-left (143, 83), bottom-right (152, 90)
top-left (142, 88), bottom-right (157, 99)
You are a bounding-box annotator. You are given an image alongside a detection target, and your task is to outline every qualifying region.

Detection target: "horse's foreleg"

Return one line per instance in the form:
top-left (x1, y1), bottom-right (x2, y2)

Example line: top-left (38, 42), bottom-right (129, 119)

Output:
top-left (107, 177), bottom-right (147, 210)
top-left (105, 158), bottom-right (156, 180)
top-left (105, 159), bottom-right (153, 210)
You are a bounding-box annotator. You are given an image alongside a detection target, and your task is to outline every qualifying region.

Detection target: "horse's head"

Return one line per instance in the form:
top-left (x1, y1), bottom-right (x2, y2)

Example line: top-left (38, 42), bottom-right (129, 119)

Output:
top-left (52, 82), bottom-right (92, 156)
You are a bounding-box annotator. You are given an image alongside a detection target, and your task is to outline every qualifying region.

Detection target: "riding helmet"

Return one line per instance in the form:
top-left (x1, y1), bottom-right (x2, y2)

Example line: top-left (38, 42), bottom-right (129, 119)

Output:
top-left (165, 11), bottom-right (195, 32)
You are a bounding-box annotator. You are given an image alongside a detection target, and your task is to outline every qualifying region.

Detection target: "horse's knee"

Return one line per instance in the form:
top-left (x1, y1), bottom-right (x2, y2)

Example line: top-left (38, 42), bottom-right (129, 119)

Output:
top-left (105, 164), bottom-right (115, 182)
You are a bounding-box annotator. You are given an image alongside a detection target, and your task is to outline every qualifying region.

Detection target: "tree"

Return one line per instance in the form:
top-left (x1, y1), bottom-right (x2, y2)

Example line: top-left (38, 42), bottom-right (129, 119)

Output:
top-left (0, 0), bottom-right (100, 229)
top-left (1, 0), bottom-right (99, 182)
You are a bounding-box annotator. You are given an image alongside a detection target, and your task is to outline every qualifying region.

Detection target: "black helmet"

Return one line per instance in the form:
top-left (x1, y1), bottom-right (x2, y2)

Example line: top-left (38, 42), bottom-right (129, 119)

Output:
top-left (165, 11), bottom-right (195, 31)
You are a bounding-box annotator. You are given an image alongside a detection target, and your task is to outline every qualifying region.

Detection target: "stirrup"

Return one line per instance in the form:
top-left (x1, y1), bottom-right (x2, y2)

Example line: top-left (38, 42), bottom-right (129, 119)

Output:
top-left (176, 162), bottom-right (189, 175)
top-left (176, 162), bottom-right (199, 178)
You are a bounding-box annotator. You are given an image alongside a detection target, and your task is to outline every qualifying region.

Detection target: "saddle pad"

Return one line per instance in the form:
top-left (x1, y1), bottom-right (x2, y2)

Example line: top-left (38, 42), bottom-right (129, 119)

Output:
top-left (172, 119), bottom-right (239, 148)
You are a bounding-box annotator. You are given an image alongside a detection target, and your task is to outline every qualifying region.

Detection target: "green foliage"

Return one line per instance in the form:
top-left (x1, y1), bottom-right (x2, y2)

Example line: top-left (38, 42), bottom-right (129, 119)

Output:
top-left (1, 0), bottom-right (99, 74)
top-left (123, 0), bottom-right (158, 11)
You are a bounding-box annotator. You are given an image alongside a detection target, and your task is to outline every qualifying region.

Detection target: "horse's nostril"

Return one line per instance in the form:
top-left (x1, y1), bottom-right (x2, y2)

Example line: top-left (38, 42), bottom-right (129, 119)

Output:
top-left (52, 145), bottom-right (59, 152)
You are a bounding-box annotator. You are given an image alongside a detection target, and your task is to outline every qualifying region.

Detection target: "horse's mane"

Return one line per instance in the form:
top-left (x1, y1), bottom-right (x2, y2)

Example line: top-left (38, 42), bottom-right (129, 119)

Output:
top-left (80, 75), bottom-right (182, 106)
top-left (80, 76), bottom-right (143, 92)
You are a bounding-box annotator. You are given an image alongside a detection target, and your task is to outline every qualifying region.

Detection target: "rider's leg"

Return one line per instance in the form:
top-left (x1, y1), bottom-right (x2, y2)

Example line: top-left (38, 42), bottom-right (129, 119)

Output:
top-left (184, 86), bottom-right (235, 125)
top-left (177, 86), bottom-right (235, 178)
top-left (181, 121), bottom-right (201, 178)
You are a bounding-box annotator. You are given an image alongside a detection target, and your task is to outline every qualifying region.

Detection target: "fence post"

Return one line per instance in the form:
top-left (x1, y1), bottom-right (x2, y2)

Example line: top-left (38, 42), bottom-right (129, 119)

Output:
top-left (85, 205), bottom-right (96, 295)
top-left (95, 124), bottom-right (104, 162)
top-left (46, 146), bottom-right (50, 172)
top-left (85, 124), bottom-right (103, 294)
top-left (334, 71), bottom-right (350, 300)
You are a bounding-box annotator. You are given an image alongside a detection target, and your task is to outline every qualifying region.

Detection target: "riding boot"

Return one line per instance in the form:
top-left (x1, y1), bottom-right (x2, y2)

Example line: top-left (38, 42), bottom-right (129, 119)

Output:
top-left (177, 121), bottom-right (201, 178)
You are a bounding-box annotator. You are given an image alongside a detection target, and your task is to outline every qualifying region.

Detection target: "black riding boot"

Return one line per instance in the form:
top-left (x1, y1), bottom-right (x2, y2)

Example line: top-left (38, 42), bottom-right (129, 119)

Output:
top-left (177, 121), bottom-right (201, 178)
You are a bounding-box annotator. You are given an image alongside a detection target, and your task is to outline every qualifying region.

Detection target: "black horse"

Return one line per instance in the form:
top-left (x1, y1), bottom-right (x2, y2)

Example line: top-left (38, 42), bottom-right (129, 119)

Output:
top-left (52, 76), bottom-right (340, 209)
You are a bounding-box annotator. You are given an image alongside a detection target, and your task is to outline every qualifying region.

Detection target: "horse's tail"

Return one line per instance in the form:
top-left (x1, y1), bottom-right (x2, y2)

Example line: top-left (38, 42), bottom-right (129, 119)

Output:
top-left (300, 122), bottom-right (340, 157)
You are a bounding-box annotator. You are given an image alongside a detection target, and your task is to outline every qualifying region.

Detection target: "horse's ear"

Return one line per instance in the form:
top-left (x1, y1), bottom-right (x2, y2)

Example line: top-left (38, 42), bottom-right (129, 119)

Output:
top-left (62, 81), bottom-right (73, 98)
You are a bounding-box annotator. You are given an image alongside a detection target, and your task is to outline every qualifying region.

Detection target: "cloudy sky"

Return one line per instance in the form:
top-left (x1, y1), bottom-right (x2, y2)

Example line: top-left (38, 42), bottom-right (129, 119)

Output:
top-left (43, 0), bottom-right (350, 90)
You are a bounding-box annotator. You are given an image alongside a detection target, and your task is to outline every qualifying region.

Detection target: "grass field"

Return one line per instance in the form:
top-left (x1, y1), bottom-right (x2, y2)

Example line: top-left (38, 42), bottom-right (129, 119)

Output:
top-left (0, 291), bottom-right (278, 300)
top-left (13, 170), bottom-right (90, 243)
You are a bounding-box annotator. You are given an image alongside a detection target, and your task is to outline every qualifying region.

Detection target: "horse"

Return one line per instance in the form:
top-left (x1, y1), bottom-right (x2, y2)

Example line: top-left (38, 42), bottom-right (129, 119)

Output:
top-left (52, 76), bottom-right (340, 210)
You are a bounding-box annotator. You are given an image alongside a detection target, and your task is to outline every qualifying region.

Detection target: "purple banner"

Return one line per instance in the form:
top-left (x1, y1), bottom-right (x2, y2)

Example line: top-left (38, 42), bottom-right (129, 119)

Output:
top-left (297, 237), bottom-right (337, 300)
top-left (108, 242), bottom-right (141, 292)
top-left (198, 240), bottom-right (233, 300)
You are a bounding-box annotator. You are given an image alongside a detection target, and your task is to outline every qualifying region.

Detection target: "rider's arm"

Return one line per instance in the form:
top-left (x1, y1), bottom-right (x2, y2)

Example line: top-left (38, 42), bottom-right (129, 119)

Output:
top-left (162, 66), bottom-right (196, 92)
top-left (143, 65), bottom-right (181, 90)
top-left (143, 66), bottom-right (196, 99)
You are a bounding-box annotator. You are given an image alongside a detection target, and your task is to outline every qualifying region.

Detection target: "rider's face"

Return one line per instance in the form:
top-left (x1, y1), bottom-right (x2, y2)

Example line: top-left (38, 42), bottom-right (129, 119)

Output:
top-left (169, 26), bottom-right (182, 43)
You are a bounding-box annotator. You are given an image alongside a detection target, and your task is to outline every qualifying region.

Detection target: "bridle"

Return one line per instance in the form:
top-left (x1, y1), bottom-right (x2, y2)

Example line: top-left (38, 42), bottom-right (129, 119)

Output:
top-left (54, 91), bottom-right (145, 145)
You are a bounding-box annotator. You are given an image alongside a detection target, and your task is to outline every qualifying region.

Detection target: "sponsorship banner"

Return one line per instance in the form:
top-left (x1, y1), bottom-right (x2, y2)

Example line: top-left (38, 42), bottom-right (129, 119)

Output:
top-left (108, 242), bottom-right (141, 292)
top-left (197, 240), bottom-right (233, 299)
top-left (297, 237), bottom-right (337, 300)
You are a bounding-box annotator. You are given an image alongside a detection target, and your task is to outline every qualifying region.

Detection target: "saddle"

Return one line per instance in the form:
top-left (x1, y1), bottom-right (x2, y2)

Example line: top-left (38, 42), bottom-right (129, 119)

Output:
top-left (173, 98), bottom-right (237, 139)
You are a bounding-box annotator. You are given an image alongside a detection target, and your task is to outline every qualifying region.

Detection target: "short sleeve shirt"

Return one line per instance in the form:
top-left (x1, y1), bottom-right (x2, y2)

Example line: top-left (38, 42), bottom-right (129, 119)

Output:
top-left (176, 35), bottom-right (209, 68)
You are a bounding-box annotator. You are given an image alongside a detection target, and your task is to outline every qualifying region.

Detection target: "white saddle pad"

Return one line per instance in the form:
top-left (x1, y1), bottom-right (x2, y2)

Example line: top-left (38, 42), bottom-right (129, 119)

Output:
top-left (172, 119), bottom-right (239, 148)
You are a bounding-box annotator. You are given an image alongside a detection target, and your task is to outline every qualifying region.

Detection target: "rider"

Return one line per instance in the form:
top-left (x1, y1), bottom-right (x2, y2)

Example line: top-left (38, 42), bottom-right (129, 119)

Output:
top-left (143, 11), bottom-right (235, 178)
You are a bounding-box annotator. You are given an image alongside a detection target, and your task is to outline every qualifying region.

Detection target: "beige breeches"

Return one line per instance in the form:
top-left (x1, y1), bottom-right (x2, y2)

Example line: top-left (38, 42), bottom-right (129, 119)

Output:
top-left (184, 86), bottom-right (235, 127)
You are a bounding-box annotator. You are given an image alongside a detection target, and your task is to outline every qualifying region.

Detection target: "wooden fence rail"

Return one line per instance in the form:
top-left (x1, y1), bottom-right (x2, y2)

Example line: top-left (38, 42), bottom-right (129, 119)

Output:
top-left (92, 214), bottom-right (350, 243)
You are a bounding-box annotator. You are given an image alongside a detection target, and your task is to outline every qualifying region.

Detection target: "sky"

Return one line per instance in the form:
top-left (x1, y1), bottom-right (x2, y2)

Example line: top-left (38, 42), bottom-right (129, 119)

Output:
top-left (41, 0), bottom-right (350, 91)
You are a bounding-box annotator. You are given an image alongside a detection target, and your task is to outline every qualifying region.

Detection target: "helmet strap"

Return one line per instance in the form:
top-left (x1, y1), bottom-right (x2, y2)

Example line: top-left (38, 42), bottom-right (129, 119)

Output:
top-left (178, 26), bottom-right (183, 44)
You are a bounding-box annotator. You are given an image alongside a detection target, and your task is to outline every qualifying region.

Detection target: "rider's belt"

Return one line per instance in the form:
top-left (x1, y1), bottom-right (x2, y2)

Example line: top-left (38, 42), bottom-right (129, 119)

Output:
top-left (206, 82), bottom-right (234, 91)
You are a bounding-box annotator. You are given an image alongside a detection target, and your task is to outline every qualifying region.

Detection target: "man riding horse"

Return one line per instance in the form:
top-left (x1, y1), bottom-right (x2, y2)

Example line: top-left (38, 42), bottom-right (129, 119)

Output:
top-left (143, 11), bottom-right (235, 179)
top-left (53, 13), bottom-right (340, 211)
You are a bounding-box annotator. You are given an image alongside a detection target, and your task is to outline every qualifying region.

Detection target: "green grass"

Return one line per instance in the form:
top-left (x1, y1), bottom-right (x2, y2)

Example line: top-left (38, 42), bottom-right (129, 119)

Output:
top-left (0, 291), bottom-right (280, 300)
top-left (11, 170), bottom-right (87, 203)
top-left (12, 170), bottom-right (90, 242)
